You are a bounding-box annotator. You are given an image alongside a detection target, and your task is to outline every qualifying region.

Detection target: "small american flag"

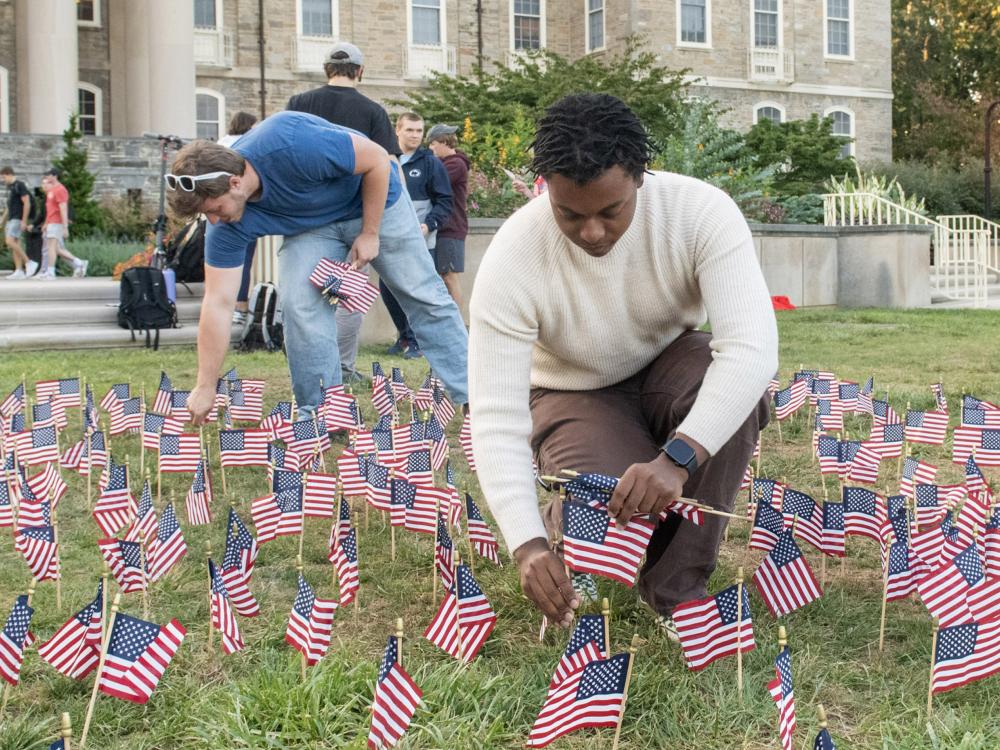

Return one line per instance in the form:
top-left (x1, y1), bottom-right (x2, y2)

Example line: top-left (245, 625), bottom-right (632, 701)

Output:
top-left (209, 560), bottom-right (244, 654)
top-left (931, 620), bottom-right (1000, 696)
top-left (673, 584), bottom-right (755, 671)
top-left (0, 478), bottom-right (12, 528)
top-left (837, 380), bottom-right (860, 412)
top-left (371, 362), bottom-right (396, 417)
top-left (413, 374), bottom-right (434, 412)
top-left (868, 423), bottom-right (905, 458)
top-left (37, 580), bottom-right (103, 679)
top-left (27, 462), bottom-right (68, 507)
top-left (883, 539), bottom-right (922, 602)
top-left (782, 488), bottom-right (824, 552)
top-left (815, 398), bottom-right (844, 432)
top-left (431, 381), bottom-right (456, 426)
top-left (16, 525), bottom-right (60, 581)
top-left (101, 383), bottom-right (131, 413)
top-left (964, 394), bottom-right (1000, 411)
top-left (426, 413), bottom-right (449, 470)
top-left (146, 504), bottom-right (188, 582)
top-left (525, 652), bottom-right (630, 748)
top-left (816, 435), bottom-right (840, 475)
top-left (774, 380), bottom-right (808, 421)
top-left (768, 645), bottom-right (796, 750)
top-left (953, 426), bottom-right (1000, 467)
top-left (365, 462), bottom-right (392, 511)
top-left (753, 531), bottom-right (823, 618)
top-left (914, 483), bottom-right (964, 528)
top-left (332, 527), bottom-right (360, 606)
top-left (459, 412), bottom-right (476, 471)
top-left (842, 487), bottom-right (884, 542)
top-left (900, 457), bottom-right (938, 498)
top-left (109, 397), bottom-right (143, 436)
top-left (60, 437), bottom-right (86, 472)
top-left (846, 441), bottom-right (881, 484)
top-left (872, 398), bottom-right (900, 428)
top-left (405, 449), bottom-right (434, 486)
top-left (750, 496), bottom-right (786, 551)
top-left (219, 428), bottom-right (270, 467)
top-left (325, 391), bottom-right (363, 432)
top-left (368, 635), bottom-right (422, 750)
top-left (0, 594), bottom-right (35, 686)
top-left (185, 459), bottom-right (213, 526)
top-left (17, 486), bottom-right (51, 530)
top-left (965, 455), bottom-right (986, 493)
top-left (31, 400), bottom-right (60, 430)
top-left (152, 372), bottom-right (172, 414)
top-left (435, 512), bottom-right (455, 589)
top-left (809, 376), bottom-right (837, 404)
top-left (126, 480), bottom-right (157, 544)
top-left (445, 461), bottom-right (463, 527)
top-left (158, 433), bottom-right (201, 473)
top-left (390, 367), bottom-right (412, 402)
top-left (905, 409), bottom-right (948, 445)
top-left (548, 614), bottom-right (608, 688)
top-left (407, 484), bottom-right (448, 535)
top-left (84, 384), bottom-right (100, 432)
top-left (259, 401), bottom-right (292, 439)
top-left (912, 510), bottom-right (959, 569)
top-left (285, 574), bottom-right (337, 666)
top-left (141, 412), bottom-right (183, 451)
top-left (221, 507), bottom-right (260, 617)
top-left (836, 440), bottom-right (863, 481)
top-left (252, 487), bottom-right (304, 543)
top-left (466, 494), bottom-right (501, 565)
top-left (0, 383), bottom-right (25, 418)
top-left (308, 257), bottom-right (380, 312)
top-left (227, 387), bottom-right (264, 423)
top-left (562, 500), bottom-right (655, 587)
top-left (392, 420), bottom-right (427, 456)
top-left (285, 419), bottom-right (331, 462)
top-left (303, 471), bottom-right (338, 518)
top-left (98, 537), bottom-right (145, 593)
top-left (424, 563), bottom-right (496, 663)
top-left (36, 378), bottom-right (80, 409)
top-left (98, 613), bottom-right (186, 704)
top-left (931, 382), bottom-right (948, 412)
top-left (917, 543), bottom-right (982, 626)
top-left (338, 449), bottom-right (368, 496)
top-left (968, 574), bottom-right (1000, 623)
top-left (13, 425), bottom-right (60, 465)
top-left (93, 461), bottom-right (137, 536)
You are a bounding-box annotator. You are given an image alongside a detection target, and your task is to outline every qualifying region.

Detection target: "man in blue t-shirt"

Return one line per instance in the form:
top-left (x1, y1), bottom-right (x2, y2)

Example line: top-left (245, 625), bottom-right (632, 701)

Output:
top-left (165, 111), bottom-right (468, 422)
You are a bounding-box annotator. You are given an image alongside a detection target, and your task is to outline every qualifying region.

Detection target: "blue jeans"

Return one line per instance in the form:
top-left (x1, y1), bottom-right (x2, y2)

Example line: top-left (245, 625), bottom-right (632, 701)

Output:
top-left (278, 194), bottom-right (468, 413)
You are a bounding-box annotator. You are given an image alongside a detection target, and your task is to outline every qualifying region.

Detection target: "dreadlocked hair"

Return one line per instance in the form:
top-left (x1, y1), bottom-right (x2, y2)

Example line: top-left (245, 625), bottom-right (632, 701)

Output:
top-left (530, 93), bottom-right (652, 184)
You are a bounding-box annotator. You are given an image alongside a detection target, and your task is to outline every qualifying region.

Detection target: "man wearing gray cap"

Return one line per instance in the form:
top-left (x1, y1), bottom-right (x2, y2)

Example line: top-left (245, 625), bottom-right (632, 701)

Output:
top-left (288, 41), bottom-right (401, 383)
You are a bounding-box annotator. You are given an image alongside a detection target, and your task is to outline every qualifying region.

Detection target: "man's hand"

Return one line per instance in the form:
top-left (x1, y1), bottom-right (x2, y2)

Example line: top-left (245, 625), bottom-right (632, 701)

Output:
top-left (349, 231), bottom-right (379, 269)
top-left (420, 223), bottom-right (430, 237)
top-left (513, 537), bottom-right (578, 627)
top-left (187, 384), bottom-right (217, 426)
top-left (607, 453), bottom-right (687, 528)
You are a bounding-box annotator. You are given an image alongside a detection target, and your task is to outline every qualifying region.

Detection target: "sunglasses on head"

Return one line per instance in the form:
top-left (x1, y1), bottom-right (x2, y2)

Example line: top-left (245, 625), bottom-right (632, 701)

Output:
top-left (164, 171), bottom-right (233, 192)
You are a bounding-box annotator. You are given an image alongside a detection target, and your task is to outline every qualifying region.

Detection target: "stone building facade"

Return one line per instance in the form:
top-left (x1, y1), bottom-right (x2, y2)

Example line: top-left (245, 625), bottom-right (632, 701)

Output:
top-left (0, 0), bottom-right (891, 175)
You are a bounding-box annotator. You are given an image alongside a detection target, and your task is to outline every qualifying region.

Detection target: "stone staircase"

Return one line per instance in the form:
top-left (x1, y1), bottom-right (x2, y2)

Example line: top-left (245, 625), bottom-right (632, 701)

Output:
top-left (0, 273), bottom-right (215, 350)
top-left (929, 266), bottom-right (1000, 309)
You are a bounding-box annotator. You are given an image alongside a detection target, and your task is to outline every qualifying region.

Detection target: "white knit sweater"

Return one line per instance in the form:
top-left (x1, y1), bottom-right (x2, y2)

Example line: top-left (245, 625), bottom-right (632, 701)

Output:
top-left (468, 171), bottom-right (779, 553)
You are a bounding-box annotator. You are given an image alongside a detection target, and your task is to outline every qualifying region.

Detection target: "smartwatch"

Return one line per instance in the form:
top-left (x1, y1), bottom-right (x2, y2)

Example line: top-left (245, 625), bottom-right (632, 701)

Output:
top-left (662, 437), bottom-right (699, 479)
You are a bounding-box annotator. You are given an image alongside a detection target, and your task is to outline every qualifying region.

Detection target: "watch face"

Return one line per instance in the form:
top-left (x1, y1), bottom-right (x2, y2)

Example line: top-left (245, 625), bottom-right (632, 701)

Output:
top-left (668, 439), bottom-right (695, 466)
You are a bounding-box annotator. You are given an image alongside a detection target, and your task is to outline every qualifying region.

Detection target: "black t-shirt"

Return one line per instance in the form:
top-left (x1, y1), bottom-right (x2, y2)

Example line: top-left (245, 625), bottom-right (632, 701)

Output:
top-left (6, 179), bottom-right (30, 220)
top-left (286, 86), bottom-right (401, 157)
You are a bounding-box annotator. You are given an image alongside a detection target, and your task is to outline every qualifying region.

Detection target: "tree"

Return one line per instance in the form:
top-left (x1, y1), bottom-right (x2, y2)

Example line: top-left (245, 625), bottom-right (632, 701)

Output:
top-left (51, 114), bottom-right (103, 236)
top-left (743, 115), bottom-right (854, 195)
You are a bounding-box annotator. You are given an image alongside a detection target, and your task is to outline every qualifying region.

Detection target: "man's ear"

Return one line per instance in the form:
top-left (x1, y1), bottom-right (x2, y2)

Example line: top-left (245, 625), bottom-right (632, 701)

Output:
top-left (229, 174), bottom-right (242, 192)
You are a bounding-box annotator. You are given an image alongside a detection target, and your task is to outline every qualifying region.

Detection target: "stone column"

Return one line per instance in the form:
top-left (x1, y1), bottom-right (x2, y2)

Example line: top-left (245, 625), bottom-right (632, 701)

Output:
top-left (15, 0), bottom-right (78, 134)
top-left (108, 0), bottom-right (151, 136)
top-left (146, 0), bottom-right (196, 139)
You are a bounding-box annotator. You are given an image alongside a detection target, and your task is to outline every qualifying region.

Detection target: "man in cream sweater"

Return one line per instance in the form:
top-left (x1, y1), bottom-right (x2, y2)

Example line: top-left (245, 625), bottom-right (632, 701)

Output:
top-left (468, 94), bottom-right (778, 634)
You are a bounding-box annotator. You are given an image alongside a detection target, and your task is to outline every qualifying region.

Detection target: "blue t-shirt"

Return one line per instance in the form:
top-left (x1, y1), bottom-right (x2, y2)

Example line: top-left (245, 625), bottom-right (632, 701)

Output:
top-left (204, 111), bottom-right (402, 268)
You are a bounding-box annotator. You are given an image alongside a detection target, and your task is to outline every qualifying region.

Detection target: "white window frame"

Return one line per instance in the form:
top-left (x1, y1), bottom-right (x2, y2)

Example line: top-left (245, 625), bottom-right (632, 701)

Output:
top-left (0, 66), bottom-right (8, 134)
top-left (750, 0), bottom-right (781, 50)
top-left (77, 0), bottom-right (102, 28)
top-left (408, 0), bottom-right (446, 48)
top-left (824, 106), bottom-right (855, 156)
top-left (509, 0), bottom-right (546, 52)
top-left (296, 0), bottom-right (338, 40)
top-left (195, 87), bottom-right (226, 142)
top-left (753, 101), bottom-right (785, 124)
top-left (77, 82), bottom-right (103, 136)
top-left (823, 0), bottom-right (853, 60)
top-left (585, 0), bottom-right (606, 54)
top-left (676, 0), bottom-right (712, 49)
top-left (194, 0), bottom-right (224, 30)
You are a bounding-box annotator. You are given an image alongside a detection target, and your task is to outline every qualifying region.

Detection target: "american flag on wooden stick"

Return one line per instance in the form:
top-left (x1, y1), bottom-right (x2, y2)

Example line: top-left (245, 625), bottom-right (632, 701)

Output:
top-left (285, 574), bottom-right (337, 666)
top-left (158, 433), bottom-right (201, 473)
top-left (424, 563), bottom-right (496, 663)
top-left (252, 487), bottom-right (304, 544)
top-left (221, 507), bottom-right (260, 617)
top-left (753, 531), bottom-right (822, 618)
top-left (16, 524), bottom-right (60, 581)
top-left (562, 500), bottom-right (655, 587)
top-left (308, 257), bottom-right (380, 313)
top-left (146, 504), bottom-right (188, 582)
top-left (368, 635), bottom-right (422, 750)
top-left (900, 457), bottom-right (938, 499)
top-left (0, 594), bottom-right (35, 686)
top-left (209, 560), bottom-right (244, 655)
top-left (931, 619), bottom-right (1000, 696)
top-left (37, 580), bottom-right (103, 679)
top-left (466, 494), bottom-right (501, 565)
top-left (97, 613), bottom-right (186, 704)
top-left (219, 428), bottom-right (270, 467)
top-left (673, 584), bottom-right (755, 671)
top-left (13, 425), bottom-right (60, 465)
top-left (768, 645), bottom-right (796, 750)
top-left (0, 383), bottom-right (24, 418)
top-left (905, 409), bottom-right (949, 445)
top-left (93, 461), bottom-right (136, 536)
top-left (917, 543), bottom-right (983, 627)
top-left (109, 397), bottom-right (143, 436)
top-left (27, 462), bottom-right (67, 507)
top-left (184, 459), bottom-right (213, 526)
top-left (36, 378), bottom-right (80, 410)
top-left (435, 512), bottom-right (455, 589)
top-left (98, 538), bottom-right (145, 593)
top-left (332, 527), bottom-right (360, 606)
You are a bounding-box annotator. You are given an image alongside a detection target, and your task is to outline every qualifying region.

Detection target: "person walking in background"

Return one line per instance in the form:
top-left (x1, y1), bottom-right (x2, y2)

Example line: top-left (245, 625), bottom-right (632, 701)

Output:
top-left (218, 111), bottom-right (260, 327)
top-left (1, 166), bottom-right (38, 279)
top-left (383, 113), bottom-right (454, 359)
top-left (427, 124), bottom-right (470, 308)
top-left (287, 41), bottom-right (402, 383)
top-left (40, 170), bottom-right (87, 279)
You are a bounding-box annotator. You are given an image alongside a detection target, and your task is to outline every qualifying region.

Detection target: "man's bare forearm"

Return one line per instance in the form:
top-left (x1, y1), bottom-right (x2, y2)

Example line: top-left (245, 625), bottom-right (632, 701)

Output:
top-left (196, 296), bottom-right (233, 388)
top-left (359, 164), bottom-right (389, 236)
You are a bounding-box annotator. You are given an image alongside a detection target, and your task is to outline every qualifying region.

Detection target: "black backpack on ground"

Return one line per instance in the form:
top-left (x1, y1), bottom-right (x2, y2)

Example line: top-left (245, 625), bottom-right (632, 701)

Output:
top-left (237, 282), bottom-right (283, 353)
top-left (165, 218), bottom-right (206, 284)
top-left (118, 266), bottom-right (177, 350)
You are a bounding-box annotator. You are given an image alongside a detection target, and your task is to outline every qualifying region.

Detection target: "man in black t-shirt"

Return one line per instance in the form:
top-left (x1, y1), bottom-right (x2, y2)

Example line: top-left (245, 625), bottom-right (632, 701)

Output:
top-left (287, 42), bottom-right (402, 384)
top-left (1, 166), bottom-right (37, 279)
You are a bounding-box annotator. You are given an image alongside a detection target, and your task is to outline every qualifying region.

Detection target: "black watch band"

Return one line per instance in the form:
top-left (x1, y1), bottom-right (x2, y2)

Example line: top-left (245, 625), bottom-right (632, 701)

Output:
top-left (662, 437), bottom-right (699, 478)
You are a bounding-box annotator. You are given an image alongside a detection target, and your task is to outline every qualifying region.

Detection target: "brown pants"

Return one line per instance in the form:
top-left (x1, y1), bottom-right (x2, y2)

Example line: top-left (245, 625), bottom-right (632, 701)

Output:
top-left (529, 330), bottom-right (771, 615)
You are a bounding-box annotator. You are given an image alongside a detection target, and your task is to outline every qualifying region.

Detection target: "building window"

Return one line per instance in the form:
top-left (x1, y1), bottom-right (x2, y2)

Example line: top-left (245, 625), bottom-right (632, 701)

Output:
top-left (77, 0), bottom-right (101, 27)
top-left (412, 0), bottom-right (442, 45)
top-left (77, 84), bottom-right (102, 136)
top-left (678, 0), bottom-right (710, 46)
top-left (194, 0), bottom-right (217, 28)
top-left (753, 0), bottom-right (778, 48)
top-left (754, 104), bottom-right (784, 124)
top-left (0, 66), bottom-right (9, 134)
top-left (196, 89), bottom-right (225, 141)
top-left (512, 0), bottom-right (543, 50)
top-left (826, 108), bottom-right (854, 157)
top-left (586, 0), bottom-right (604, 52)
top-left (301, 0), bottom-right (334, 37)
top-left (826, 0), bottom-right (851, 57)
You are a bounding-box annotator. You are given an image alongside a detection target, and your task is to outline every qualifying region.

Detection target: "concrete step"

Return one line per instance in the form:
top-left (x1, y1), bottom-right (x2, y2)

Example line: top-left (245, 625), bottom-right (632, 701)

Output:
top-left (929, 282), bottom-right (1000, 307)
top-left (0, 276), bottom-right (205, 304)
top-left (0, 298), bottom-right (203, 327)
top-left (0, 322), bottom-right (238, 351)
top-left (931, 268), bottom-right (1000, 284)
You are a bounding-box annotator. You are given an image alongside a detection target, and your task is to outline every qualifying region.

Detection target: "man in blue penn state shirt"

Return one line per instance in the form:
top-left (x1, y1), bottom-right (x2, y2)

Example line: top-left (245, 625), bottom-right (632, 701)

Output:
top-left (165, 111), bottom-right (469, 424)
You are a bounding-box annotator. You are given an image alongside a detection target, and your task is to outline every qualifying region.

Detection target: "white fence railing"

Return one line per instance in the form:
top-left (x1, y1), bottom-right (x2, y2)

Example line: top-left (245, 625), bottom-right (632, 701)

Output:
top-left (251, 236), bottom-right (282, 289)
top-left (747, 47), bottom-right (794, 83)
top-left (937, 215), bottom-right (1000, 274)
top-left (823, 193), bottom-right (988, 307)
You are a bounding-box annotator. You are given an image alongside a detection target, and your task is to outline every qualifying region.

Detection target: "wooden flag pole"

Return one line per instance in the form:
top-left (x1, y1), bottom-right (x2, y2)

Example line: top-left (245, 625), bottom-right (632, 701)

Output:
top-left (389, 468), bottom-right (397, 562)
top-left (877, 539), bottom-right (891, 653)
top-left (817, 704), bottom-right (829, 739)
top-left (141, 532), bottom-right (150, 620)
top-left (80, 592), bottom-right (122, 749)
top-left (139, 387), bottom-right (146, 478)
top-left (0, 579), bottom-right (35, 719)
top-left (899, 401), bottom-right (910, 479)
top-left (736, 567), bottom-right (745, 700)
top-left (101, 564), bottom-right (110, 641)
top-left (601, 598), bottom-right (611, 655)
top-left (432, 493), bottom-right (442, 605)
top-left (926, 618), bottom-right (940, 716)
top-left (86, 427), bottom-right (94, 509)
top-left (776, 411), bottom-right (782, 443)
top-left (206, 541), bottom-right (214, 652)
top-left (59, 711), bottom-right (73, 750)
top-left (819, 478), bottom-right (830, 588)
top-left (610, 634), bottom-right (641, 750)
top-left (454, 551), bottom-right (465, 663)
top-left (296, 555), bottom-right (308, 681)
top-left (51, 493), bottom-right (62, 611)
top-left (463, 489), bottom-right (476, 578)
top-left (396, 617), bottom-right (405, 667)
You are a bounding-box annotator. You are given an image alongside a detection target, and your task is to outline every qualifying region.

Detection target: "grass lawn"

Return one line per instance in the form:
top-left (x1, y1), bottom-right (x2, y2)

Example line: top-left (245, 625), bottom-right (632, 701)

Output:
top-left (2, 308), bottom-right (1000, 749)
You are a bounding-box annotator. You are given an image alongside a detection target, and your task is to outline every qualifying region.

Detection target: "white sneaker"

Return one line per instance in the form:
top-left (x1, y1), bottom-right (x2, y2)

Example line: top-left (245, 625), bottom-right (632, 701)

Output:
top-left (78, 259), bottom-right (89, 278)
top-left (6, 270), bottom-right (26, 280)
top-left (40, 269), bottom-right (56, 280)
top-left (25, 260), bottom-right (38, 277)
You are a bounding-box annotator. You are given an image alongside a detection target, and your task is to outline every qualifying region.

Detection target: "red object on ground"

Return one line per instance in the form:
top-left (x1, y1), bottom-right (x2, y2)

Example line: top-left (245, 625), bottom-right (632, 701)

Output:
top-left (771, 295), bottom-right (796, 310)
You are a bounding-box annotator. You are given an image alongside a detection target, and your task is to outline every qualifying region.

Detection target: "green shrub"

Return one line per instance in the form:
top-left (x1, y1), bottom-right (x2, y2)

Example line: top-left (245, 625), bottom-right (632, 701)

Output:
top-left (861, 159), bottom-right (1000, 218)
top-left (825, 165), bottom-right (928, 214)
top-left (776, 194), bottom-right (825, 224)
top-left (66, 237), bottom-right (145, 276)
top-left (467, 170), bottom-right (528, 219)
top-left (52, 114), bottom-right (103, 237)
top-left (98, 194), bottom-right (156, 241)
top-left (743, 115), bottom-right (854, 196)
